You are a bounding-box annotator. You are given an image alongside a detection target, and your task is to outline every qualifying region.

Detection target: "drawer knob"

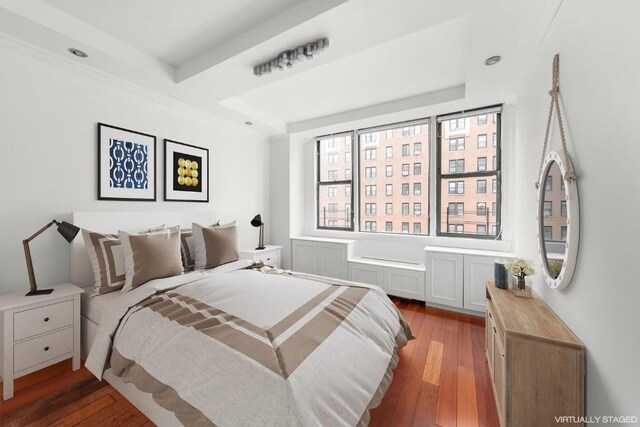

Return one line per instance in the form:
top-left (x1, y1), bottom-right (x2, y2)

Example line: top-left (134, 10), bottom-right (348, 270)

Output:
top-left (44, 317), bottom-right (50, 322)
top-left (44, 346), bottom-right (50, 351)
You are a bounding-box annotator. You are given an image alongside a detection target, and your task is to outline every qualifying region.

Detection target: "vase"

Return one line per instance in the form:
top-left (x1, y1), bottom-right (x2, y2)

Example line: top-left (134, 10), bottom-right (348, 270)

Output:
top-left (513, 275), bottom-right (532, 298)
top-left (516, 275), bottom-right (526, 290)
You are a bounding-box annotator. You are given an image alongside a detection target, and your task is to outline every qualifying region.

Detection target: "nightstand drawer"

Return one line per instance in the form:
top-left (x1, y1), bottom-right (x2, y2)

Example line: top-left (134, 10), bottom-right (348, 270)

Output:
top-left (14, 300), bottom-right (74, 341)
top-left (256, 251), bottom-right (280, 268)
top-left (14, 327), bottom-right (74, 373)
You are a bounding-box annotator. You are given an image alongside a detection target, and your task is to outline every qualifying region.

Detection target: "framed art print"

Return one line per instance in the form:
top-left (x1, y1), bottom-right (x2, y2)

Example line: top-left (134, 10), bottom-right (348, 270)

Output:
top-left (98, 123), bottom-right (156, 201)
top-left (164, 139), bottom-right (209, 202)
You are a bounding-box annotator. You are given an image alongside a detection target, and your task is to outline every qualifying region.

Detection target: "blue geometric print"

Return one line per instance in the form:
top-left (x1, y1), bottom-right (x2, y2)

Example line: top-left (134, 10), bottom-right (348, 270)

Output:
top-left (109, 139), bottom-right (148, 189)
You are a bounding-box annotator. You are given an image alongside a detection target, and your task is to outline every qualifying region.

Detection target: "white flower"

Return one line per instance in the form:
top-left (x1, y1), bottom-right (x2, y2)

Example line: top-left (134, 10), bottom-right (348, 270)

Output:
top-left (505, 258), bottom-right (535, 277)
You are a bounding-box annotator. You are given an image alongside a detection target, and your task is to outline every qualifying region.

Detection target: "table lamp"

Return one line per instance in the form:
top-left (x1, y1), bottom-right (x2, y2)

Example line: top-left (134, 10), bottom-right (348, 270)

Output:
top-left (250, 214), bottom-right (265, 250)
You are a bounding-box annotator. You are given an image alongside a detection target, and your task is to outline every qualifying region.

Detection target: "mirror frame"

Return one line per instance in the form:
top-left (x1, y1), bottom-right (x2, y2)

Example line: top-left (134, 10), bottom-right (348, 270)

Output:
top-left (537, 151), bottom-right (580, 290)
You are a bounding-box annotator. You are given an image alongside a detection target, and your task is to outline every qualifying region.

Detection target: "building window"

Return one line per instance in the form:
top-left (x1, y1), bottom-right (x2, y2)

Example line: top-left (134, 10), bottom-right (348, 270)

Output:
top-left (402, 222), bottom-right (409, 233)
top-left (386, 129), bottom-right (393, 139)
top-left (544, 226), bottom-right (552, 240)
top-left (385, 184), bottom-right (393, 196)
top-left (414, 183), bottom-right (421, 195)
top-left (477, 179), bottom-right (487, 193)
top-left (402, 144), bottom-right (410, 156)
top-left (402, 203), bottom-right (409, 215)
top-left (364, 148), bottom-right (377, 160)
top-left (413, 223), bottom-right (422, 234)
top-left (449, 138), bottom-right (465, 151)
top-left (492, 155), bottom-right (497, 170)
top-left (328, 153), bottom-right (337, 164)
top-left (493, 133), bottom-right (497, 147)
top-left (414, 125), bottom-right (422, 135)
top-left (545, 176), bottom-right (552, 191)
top-left (414, 203), bottom-right (421, 215)
top-left (365, 185), bottom-right (377, 196)
top-left (402, 127), bottom-right (410, 137)
top-left (448, 202), bottom-right (464, 216)
top-left (363, 132), bottom-right (377, 143)
top-left (386, 203), bottom-right (393, 215)
top-left (345, 169), bottom-right (351, 180)
top-left (328, 170), bottom-right (338, 180)
top-left (365, 203), bottom-right (377, 215)
top-left (561, 226), bottom-right (567, 241)
top-left (561, 179), bottom-right (565, 191)
top-left (477, 225), bottom-right (487, 235)
top-left (328, 203), bottom-right (337, 213)
top-left (386, 146), bottom-right (393, 158)
top-left (385, 165), bottom-right (393, 177)
top-left (449, 159), bottom-right (464, 173)
top-left (438, 107), bottom-right (502, 237)
top-left (385, 222), bottom-right (393, 232)
top-left (414, 163), bottom-right (422, 175)
top-left (544, 201), bottom-right (552, 216)
top-left (402, 164), bottom-right (410, 176)
top-left (492, 178), bottom-right (497, 193)
top-left (327, 138), bottom-right (338, 149)
top-left (328, 187), bottom-right (337, 197)
top-left (561, 201), bottom-right (567, 217)
top-left (345, 187), bottom-right (351, 197)
top-left (449, 181), bottom-right (464, 194)
top-left (414, 142), bottom-right (422, 155)
top-left (365, 167), bottom-right (377, 179)
top-left (328, 220), bottom-right (337, 226)
top-left (477, 134), bottom-right (487, 148)
top-left (402, 183), bottom-right (409, 195)
top-left (365, 221), bottom-right (377, 232)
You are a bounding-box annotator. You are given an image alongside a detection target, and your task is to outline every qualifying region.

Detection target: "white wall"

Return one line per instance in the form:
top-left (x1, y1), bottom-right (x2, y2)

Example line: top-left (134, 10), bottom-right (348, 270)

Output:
top-left (514, 0), bottom-right (640, 421)
top-left (0, 43), bottom-right (270, 295)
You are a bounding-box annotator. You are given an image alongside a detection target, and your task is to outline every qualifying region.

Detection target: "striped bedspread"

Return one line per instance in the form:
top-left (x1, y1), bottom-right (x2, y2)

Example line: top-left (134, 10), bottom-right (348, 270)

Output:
top-left (86, 263), bottom-right (412, 426)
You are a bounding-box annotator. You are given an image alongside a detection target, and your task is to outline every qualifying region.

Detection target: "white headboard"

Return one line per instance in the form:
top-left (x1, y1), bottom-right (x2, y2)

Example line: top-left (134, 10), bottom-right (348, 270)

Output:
top-left (71, 211), bottom-right (217, 287)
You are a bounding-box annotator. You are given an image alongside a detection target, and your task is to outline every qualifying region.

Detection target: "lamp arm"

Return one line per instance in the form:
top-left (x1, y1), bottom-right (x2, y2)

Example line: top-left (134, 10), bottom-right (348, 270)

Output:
top-left (23, 220), bottom-right (57, 243)
top-left (22, 220), bottom-right (56, 293)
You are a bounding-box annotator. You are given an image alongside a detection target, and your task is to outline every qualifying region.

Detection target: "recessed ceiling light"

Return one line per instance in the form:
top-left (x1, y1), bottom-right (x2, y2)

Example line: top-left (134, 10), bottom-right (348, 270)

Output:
top-left (69, 48), bottom-right (88, 58)
top-left (245, 121), bottom-right (253, 126)
top-left (485, 55), bottom-right (501, 66)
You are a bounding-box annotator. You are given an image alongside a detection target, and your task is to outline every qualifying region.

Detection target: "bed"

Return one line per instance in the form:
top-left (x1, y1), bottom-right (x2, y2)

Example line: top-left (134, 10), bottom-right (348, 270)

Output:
top-left (72, 211), bottom-right (412, 427)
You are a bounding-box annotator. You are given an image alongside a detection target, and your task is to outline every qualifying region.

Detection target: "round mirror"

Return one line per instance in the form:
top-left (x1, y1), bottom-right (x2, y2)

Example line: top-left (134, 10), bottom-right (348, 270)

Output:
top-left (537, 151), bottom-right (579, 289)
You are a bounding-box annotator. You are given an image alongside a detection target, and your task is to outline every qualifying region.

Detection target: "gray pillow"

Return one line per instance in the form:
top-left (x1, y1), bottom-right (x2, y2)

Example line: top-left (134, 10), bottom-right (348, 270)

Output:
top-left (192, 221), bottom-right (239, 270)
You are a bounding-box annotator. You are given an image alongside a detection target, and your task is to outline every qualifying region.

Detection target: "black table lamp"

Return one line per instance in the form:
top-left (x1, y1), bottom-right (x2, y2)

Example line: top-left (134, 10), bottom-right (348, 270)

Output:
top-left (23, 220), bottom-right (80, 296)
top-left (250, 214), bottom-right (265, 250)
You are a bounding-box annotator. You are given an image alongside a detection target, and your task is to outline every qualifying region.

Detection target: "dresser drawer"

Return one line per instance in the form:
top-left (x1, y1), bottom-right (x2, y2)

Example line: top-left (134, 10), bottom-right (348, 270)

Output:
top-left (14, 327), bottom-right (74, 373)
top-left (14, 300), bottom-right (74, 341)
top-left (256, 251), bottom-right (280, 268)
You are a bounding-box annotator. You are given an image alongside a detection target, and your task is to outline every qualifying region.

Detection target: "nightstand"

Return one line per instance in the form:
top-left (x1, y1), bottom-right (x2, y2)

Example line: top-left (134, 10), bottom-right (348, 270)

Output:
top-left (0, 283), bottom-right (83, 400)
top-left (239, 245), bottom-right (283, 269)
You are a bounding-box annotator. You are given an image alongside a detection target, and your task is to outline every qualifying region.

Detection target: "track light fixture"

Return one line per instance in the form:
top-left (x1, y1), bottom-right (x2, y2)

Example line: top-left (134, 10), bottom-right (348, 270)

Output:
top-left (253, 38), bottom-right (329, 77)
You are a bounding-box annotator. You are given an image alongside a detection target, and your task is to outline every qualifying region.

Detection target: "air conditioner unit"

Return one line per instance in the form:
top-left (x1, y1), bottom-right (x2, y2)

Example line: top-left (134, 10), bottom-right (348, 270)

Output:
top-left (402, 171), bottom-right (409, 176)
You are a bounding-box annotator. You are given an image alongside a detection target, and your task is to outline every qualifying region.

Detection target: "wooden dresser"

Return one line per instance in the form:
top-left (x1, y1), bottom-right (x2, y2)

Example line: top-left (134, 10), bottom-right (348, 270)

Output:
top-left (485, 282), bottom-right (584, 427)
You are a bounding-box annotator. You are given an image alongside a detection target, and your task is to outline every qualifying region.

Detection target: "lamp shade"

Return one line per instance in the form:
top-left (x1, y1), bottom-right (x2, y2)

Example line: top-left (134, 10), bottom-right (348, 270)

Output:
top-left (251, 214), bottom-right (263, 227)
top-left (56, 221), bottom-right (80, 243)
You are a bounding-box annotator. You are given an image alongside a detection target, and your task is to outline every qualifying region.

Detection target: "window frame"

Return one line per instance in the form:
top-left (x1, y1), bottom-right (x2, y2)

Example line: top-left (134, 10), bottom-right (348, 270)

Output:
top-left (316, 132), bottom-right (354, 231)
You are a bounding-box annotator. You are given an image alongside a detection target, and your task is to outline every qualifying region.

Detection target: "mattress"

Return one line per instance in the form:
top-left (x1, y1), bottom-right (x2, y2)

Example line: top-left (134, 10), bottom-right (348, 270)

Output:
top-left (80, 289), bottom-right (121, 324)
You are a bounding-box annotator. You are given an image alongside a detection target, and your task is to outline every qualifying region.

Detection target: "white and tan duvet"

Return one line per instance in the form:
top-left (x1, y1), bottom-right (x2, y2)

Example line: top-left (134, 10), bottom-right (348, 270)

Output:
top-left (85, 262), bottom-right (412, 426)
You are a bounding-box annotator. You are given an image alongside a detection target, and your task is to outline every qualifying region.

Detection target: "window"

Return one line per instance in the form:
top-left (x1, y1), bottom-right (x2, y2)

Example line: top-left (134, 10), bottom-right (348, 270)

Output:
top-left (365, 221), bottom-right (377, 232)
top-left (385, 184), bottom-right (393, 196)
top-left (561, 179), bottom-right (565, 191)
top-left (561, 201), bottom-right (567, 217)
top-left (365, 203), bottom-right (377, 215)
top-left (414, 203), bottom-right (421, 215)
top-left (386, 203), bottom-right (393, 214)
top-left (449, 181), bottom-right (464, 194)
top-left (545, 176), bottom-right (552, 191)
top-left (365, 167), bottom-right (376, 179)
top-left (345, 152), bottom-right (351, 163)
top-left (402, 127), bottom-right (410, 137)
top-left (386, 146), bottom-right (393, 158)
top-left (402, 222), bottom-right (409, 233)
top-left (414, 183), bottom-right (421, 195)
top-left (438, 107), bottom-right (501, 238)
top-left (477, 180), bottom-right (487, 193)
top-left (544, 226), bottom-right (552, 240)
top-left (365, 185), bottom-right (377, 196)
top-left (414, 126), bottom-right (422, 135)
top-left (477, 225), bottom-right (487, 235)
top-left (449, 159), bottom-right (464, 173)
top-left (413, 223), bottom-right (422, 234)
top-left (493, 133), bottom-right (497, 147)
top-left (385, 165), bottom-right (393, 177)
top-left (448, 202), bottom-right (464, 216)
top-left (402, 144), bottom-right (410, 156)
top-left (477, 134), bottom-right (487, 148)
top-left (402, 183), bottom-right (409, 195)
top-left (414, 142), bottom-right (422, 155)
top-left (414, 163), bottom-right (422, 175)
top-left (318, 135), bottom-right (353, 228)
top-left (402, 164), bottom-right (410, 176)
top-left (544, 201), bottom-right (552, 216)
top-left (385, 222), bottom-right (393, 232)
top-left (561, 226), bottom-right (567, 241)
top-left (363, 132), bottom-right (377, 143)
top-left (364, 148), bottom-right (376, 160)
top-left (402, 203), bottom-right (409, 215)
top-left (449, 138), bottom-right (465, 151)
top-left (386, 129), bottom-right (393, 139)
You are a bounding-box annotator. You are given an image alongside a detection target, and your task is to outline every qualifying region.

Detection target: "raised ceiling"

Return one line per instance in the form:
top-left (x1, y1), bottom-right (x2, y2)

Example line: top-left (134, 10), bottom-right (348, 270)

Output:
top-left (0, 0), bottom-right (562, 135)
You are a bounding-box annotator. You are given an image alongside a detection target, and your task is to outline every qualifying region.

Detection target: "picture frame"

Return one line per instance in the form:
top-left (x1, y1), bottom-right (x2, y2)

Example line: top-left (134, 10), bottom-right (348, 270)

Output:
top-left (164, 139), bottom-right (209, 202)
top-left (98, 123), bottom-right (156, 201)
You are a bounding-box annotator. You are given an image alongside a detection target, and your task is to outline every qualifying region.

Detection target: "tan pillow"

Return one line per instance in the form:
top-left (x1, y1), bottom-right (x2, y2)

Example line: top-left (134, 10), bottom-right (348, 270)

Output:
top-left (180, 221), bottom-right (219, 271)
top-left (192, 222), bottom-right (239, 270)
top-left (120, 226), bottom-right (183, 293)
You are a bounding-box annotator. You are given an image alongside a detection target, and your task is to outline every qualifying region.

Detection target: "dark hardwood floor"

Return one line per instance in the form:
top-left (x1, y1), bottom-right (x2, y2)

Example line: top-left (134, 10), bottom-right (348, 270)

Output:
top-left (0, 298), bottom-right (499, 426)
